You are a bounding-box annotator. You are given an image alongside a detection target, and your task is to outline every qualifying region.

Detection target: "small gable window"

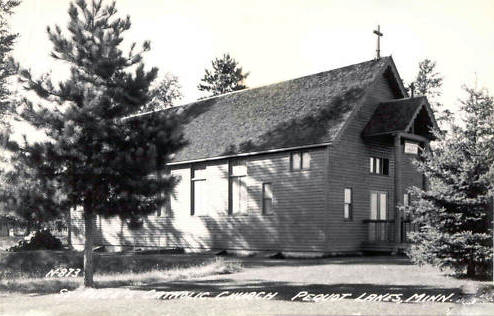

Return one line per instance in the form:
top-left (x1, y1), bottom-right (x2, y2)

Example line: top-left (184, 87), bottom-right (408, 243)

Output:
top-left (291, 152), bottom-right (311, 171)
top-left (369, 157), bottom-right (389, 175)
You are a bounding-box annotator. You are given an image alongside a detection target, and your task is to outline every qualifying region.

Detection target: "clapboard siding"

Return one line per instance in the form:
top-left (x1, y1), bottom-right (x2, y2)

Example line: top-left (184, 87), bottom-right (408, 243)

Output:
top-left (399, 148), bottom-right (424, 196)
top-left (327, 73), bottom-right (398, 252)
top-left (71, 148), bottom-right (330, 251)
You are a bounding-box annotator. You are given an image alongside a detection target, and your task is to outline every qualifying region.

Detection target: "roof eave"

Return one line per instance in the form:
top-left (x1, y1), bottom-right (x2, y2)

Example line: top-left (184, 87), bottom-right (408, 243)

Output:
top-left (167, 142), bottom-right (332, 166)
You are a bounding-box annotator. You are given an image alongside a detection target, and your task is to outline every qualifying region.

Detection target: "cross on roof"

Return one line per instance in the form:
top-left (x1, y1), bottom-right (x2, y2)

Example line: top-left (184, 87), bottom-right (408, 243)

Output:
top-left (373, 25), bottom-right (383, 59)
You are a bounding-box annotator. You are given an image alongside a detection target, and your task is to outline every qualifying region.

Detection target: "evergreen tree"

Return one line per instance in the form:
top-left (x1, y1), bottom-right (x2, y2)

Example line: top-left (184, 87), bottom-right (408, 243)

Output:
top-left (0, 0), bottom-right (20, 145)
top-left (198, 53), bottom-right (249, 97)
top-left (405, 86), bottom-right (494, 278)
top-left (0, 0), bottom-right (19, 120)
top-left (0, 154), bottom-right (68, 233)
top-left (140, 73), bottom-right (182, 112)
top-left (0, 0), bottom-right (21, 230)
top-left (407, 59), bottom-right (452, 123)
top-left (13, 0), bottom-right (185, 287)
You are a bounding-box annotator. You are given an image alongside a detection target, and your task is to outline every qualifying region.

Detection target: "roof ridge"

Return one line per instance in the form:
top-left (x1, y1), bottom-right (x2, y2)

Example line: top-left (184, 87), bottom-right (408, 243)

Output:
top-left (142, 56), bottom-right (392, 115)
top-left (129, 56), bottom-right (393, 121)
top-left (380, 96), bottom-right (427, 104)
top-left (192, 56), bottom-right (392, 102)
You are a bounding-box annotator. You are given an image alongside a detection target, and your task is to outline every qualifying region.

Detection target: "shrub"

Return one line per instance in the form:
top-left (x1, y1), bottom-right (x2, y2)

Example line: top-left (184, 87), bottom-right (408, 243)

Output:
top-left (7, 229), bottom-right (63, 252)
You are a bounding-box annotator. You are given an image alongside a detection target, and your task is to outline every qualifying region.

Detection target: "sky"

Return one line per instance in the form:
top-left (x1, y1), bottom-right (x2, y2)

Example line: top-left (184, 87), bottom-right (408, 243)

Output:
top-left (7, 0), bottom-right (494, 126)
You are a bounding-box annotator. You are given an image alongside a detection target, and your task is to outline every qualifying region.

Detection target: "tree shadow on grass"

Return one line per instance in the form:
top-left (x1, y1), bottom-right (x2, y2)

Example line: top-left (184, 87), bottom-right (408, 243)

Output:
top-left (233, 255), bottom-right (413, 269)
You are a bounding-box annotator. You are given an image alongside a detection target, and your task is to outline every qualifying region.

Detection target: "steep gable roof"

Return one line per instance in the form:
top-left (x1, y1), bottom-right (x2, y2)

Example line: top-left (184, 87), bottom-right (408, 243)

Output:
top-left (164, 57), bottom-right (398, 163)
top-left (362, 96), bottom-right (438, 138)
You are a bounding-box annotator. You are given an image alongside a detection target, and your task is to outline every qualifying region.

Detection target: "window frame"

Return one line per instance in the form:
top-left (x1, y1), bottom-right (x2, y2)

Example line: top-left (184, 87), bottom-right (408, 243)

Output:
top-left (191, 165), bottom-right (207, 216)
top-left (369, 190), bottom-right (388, 220)
top-left (262, 183), bottom-right (274, 215)
top-left (369, 156), bottom-right (389, 176)
top-left (403, 193), bottom-right (410, 207)
top-left (157, 194), bottom-right (172, 217)
top-left (344, 187), bottom-right (353, 221)
top-left (290, 151), bottom-right (311, 171)
top-left (229, 160), bottom-right (248, 215)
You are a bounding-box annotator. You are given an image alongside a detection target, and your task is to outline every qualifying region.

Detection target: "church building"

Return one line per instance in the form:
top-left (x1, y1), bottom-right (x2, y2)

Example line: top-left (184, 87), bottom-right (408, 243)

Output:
top-left (70, 56), bottom-right (438, 254)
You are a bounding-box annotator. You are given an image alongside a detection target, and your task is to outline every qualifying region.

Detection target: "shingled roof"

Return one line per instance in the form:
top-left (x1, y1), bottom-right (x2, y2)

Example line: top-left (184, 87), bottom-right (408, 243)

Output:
top-left (167, 57), bottom-right (399, 163)
top-left (362, 96), bottom-right (437, 137)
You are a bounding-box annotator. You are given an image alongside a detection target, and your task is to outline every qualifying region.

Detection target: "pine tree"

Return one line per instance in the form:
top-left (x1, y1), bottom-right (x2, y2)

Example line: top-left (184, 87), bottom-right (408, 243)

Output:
top-left (0, 0), bottom-right (22, 231)
top-left (198, 53), bottom-right (249, 97)
top-left (0, 0), bottom-right (19, 120)
top-left (13, 0), bottom-right (185, 287)
top-left (405, 86), bottom-right (494, 278)
top-left (0, 155), bottom-right (68, 233)
top-left (407, 59), bottom-right (451, 122)
top-left (0, 0), bottom-right (20, 145)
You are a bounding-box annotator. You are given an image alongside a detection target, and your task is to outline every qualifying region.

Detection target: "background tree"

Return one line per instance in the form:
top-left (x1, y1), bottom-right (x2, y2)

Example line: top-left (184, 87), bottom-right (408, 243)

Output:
top-left (0, 0), bottom-right (19, 120)
top-left (13, 0), bottom-right (185, 287)
top-left (1, 148), bottom-right (70, 234)
top-left (140, 73), bottom-right (182, 112)
top-left (198, 53), bottom-right (249, 97)
top-left (0, 0), bottom-right (20, 146)
top-left (0, 0), bottom-right (21, 230)
top-left (405, 85), bottom-right (494, 278)
top-left (407, 59), bottom-right (451, 122)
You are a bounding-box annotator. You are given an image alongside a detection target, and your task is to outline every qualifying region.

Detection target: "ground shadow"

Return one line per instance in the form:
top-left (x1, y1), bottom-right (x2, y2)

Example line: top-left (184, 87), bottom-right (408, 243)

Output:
top-left (130, 278), bottom-right (464, 304)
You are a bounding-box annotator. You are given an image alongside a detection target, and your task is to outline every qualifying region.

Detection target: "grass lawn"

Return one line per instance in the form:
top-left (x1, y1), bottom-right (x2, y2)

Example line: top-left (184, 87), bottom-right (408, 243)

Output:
top-left (1, 254), bottom-right (493, 315)
top-left (0, 251), bottom-right (240, 294)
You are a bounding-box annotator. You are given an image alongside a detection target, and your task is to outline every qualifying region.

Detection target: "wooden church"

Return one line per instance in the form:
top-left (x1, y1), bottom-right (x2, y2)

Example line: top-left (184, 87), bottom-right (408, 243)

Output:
top-left (70, 55), bottom-right (438, 254)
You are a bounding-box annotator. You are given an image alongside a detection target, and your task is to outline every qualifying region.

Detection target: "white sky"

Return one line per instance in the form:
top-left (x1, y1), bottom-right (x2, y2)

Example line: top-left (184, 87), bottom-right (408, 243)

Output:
top-left (8, 0), bottom-right (494, 117)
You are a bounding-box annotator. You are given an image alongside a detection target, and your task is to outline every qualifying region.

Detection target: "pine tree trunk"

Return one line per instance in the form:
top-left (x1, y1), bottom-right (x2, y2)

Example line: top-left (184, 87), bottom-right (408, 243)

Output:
top-left (466, 262), bottom-right (476, 278)
top-left (83, 210), bottom-right (96, 287)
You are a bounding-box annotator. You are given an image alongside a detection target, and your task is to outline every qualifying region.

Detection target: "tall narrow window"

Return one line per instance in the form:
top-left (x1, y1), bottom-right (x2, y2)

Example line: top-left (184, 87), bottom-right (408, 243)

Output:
top-left (370, 191), bottom-right (387, 220)
top-left (191, 165), bottom-right (207, 215)
top-left (156, 170), bottom-right (172, 217)
top-left (230, 160), bottom-right (247, 214)
top-left (382, 159), bottom-right (389, 175)
top-left (403, 193), bottom-right (409, 207)
top-left (302, 152), bottom-right (311, 169)
top-left (291, 152), bottom-right (301, 170)
top-left (157, 194), bottom-right (172, 217)
top-left (291, 151), bottom-right (310, 170)
top-left (370, 192), bottom-right (378, 220)
top-left (262, 183), bottom-right (273, 215)
top-left (379, 192), bottom-right (387, 220)
top-left (344, 188), bottom-right (352, 220)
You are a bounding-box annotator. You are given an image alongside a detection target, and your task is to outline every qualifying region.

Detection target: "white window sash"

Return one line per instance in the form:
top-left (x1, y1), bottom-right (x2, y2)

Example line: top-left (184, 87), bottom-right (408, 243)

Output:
top-left (292, 153), bottom-right (301, 170)
top-left (262, 183), bottom-right (273, 214)
top-left (379, 192), bottom-right (387, 220)
top-left (302, 152), bottom-right (311, 169)
top-left (370, 192), bottom-right (378, 220)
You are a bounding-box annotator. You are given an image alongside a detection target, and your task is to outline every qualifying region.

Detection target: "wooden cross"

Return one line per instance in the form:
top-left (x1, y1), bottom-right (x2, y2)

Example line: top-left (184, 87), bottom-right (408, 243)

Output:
top-left (373, 25), bottom-right (383, 59)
